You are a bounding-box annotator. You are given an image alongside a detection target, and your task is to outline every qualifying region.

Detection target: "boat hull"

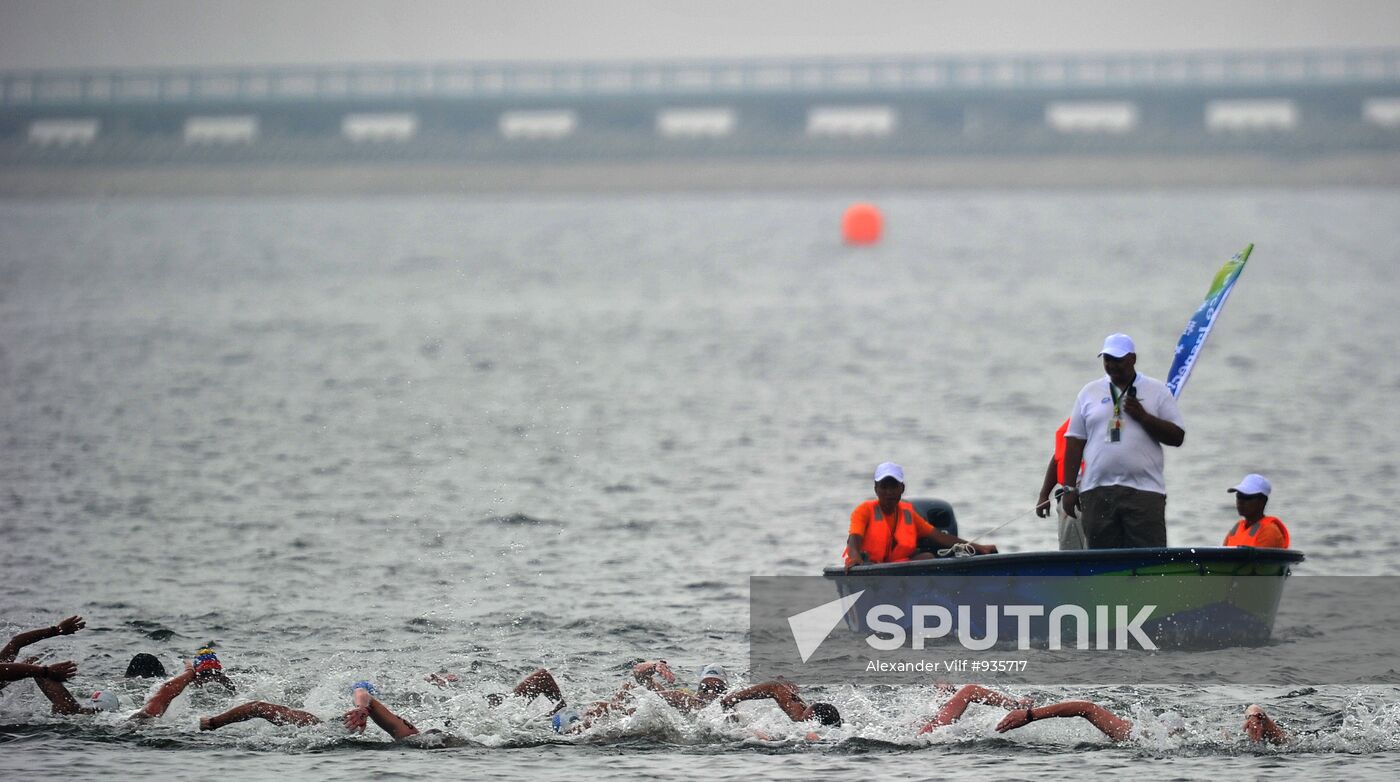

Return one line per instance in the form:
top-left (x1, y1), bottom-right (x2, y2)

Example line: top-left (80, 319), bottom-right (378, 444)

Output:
top-left (821, 547), bottom-right (1303, 649)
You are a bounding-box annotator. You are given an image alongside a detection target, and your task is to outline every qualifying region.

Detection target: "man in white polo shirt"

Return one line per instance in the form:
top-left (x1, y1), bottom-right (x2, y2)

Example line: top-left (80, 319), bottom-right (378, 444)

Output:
top-left (1060, 333), bottom-right (1185, 548)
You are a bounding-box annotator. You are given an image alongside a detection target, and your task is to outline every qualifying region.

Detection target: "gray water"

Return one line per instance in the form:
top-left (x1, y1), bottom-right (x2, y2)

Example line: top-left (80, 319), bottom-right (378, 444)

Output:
top-left (2, 191), bottom-right (1399, 779)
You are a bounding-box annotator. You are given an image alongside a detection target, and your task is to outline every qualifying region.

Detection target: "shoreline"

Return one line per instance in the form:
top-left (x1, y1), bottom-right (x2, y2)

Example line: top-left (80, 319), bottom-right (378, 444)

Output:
top-left (3, 152), bottom-right (1400, 197)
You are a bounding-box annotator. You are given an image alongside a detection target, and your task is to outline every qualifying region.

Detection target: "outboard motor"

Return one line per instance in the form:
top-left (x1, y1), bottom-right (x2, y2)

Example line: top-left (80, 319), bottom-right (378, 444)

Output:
top-left (908, 498), bottom-right (958, 538)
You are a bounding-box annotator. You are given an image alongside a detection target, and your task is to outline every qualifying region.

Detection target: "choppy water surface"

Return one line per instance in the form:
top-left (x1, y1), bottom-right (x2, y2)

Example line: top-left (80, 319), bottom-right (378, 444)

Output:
top-left (2, 191), bottom-right (1399, 778)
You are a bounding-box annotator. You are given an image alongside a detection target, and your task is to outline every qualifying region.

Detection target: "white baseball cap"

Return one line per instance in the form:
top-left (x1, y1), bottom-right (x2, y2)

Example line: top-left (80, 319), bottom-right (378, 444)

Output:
top-left (1228, 474), bottom-right (1272, 497)
top-left (873, 462), bottom-right (904, 483)
top-left (1098, 333), bottom-right (1136, 358)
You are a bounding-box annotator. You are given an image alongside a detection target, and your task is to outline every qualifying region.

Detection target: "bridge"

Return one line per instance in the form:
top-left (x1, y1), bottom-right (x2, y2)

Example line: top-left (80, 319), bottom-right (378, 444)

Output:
top-left (2, 48), bottom-right (1399, 163)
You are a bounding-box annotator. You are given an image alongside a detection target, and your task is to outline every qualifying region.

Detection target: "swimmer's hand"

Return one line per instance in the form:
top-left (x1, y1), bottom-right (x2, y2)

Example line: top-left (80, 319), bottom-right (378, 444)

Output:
top-left (343, 706), bottom-right (369, 733)
top-left (55, 616), bottom-right (85, 636)
top-left (44, 661), bottom-right (77, 681)
top-left (632, 660), bottom-right (676, 686)
top-left (994, 709), bottom-right (1033, 733)
top-left (426, 672), bottom-right (460, 688)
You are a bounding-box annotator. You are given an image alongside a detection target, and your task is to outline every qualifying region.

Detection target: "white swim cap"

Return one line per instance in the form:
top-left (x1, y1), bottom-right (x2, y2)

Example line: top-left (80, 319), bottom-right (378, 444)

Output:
top-left (698, 664), bottom-right (728, 685)
top-left (88, 690), bottom-right (120, 712)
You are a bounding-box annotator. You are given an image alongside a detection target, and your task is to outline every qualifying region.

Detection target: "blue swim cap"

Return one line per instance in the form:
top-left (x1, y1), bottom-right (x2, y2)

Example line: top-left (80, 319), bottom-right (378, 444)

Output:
top-left (551, 708), bottom-right (581, 734)
top-left (350, 680), bottom-right (378, 696)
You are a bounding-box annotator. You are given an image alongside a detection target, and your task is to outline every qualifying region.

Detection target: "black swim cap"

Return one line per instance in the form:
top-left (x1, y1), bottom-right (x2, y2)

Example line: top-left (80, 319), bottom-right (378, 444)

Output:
top-left (810, 702), bottom-right (842, 727)
top-left (125, 653), bottom-right (167, 678)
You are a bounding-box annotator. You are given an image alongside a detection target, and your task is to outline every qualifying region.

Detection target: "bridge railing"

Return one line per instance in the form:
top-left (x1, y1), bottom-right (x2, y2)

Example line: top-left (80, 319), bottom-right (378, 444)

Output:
top-left (4, 48), bottom-right (1400, 107)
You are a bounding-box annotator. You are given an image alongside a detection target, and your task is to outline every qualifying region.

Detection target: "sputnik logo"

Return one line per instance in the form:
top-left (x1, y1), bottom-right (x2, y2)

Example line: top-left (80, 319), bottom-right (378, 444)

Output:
top-left (787, 590), bottom-right (864, 663)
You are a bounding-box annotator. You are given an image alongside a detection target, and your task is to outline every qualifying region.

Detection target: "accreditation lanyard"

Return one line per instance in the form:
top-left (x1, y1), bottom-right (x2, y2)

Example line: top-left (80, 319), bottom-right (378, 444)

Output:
top-left (1107, 379), bottom-right (1134, 443)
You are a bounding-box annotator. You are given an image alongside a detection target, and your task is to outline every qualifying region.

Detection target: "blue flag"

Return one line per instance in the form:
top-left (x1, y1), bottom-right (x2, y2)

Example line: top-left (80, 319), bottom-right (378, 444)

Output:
top-left (1165, 244), bottom-right (1253, 399)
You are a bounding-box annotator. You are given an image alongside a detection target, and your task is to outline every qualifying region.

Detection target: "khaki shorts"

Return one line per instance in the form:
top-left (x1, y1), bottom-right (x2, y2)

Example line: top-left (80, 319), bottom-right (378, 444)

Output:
top-left (1079, 485), bottom-right (1167, 548)
top-left (1055, 486), bottom-right (1087, 550)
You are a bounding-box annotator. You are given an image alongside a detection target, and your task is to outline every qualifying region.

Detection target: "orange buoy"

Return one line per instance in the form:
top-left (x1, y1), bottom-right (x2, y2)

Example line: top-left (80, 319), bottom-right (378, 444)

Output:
top-left (842, 203), bottom-right (882, 245)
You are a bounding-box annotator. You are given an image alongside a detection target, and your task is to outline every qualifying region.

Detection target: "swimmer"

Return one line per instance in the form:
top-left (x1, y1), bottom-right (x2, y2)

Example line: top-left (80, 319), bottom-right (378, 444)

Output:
top-left (491, 660), bottom-right (720, 734)
top-left (647, 663), bottom-right (730, 714)
top-left (27, 652), bottom-right (233, 719)
top-left (490, 667), bottom-right (629, 734)
top-left (993, 699), bottom-right (1287, 745)
top-left (719, 679), bottom-right (842, 727)
top-left (200, 681), bottom-right (420, 740)
top-left (2, 660), bottom-right (132, 717)
top-left (489, 659), bottom-right (676, 708)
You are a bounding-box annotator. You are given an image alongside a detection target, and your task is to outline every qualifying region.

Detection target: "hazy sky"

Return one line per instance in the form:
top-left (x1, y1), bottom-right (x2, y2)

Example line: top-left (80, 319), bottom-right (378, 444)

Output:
top-left (1, 0), bottom-right (1398, 70)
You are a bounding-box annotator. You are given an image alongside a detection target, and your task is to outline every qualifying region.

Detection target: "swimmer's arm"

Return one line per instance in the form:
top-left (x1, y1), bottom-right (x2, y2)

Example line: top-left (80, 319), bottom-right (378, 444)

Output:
top-left (0, 628), bottom-right (52, 662)
top-left (33, 675), bottom-right (90, 715)
top-left (131, 663), bottom-right (197, 720)
top-left (996, 701), bottom-right (1133, 742)
top-left (631, 660), bottom-right (675, 691)
top-left (657, 689), bottom-right (707, 713)
top-left (1244, 706), bottom-right (1288, 745)
top-left (201, 701), bottom-right (322, 731)
top-left (720, 683), bottom-right (808, 722)
top-left (0, 660), bottom-right (76, 682)
top-left (920, 684), bottom-right (1029, 733)
top-left (959, 684), bottom-right (1026, 710)
top-left (425, 671), bottom-right (462, 688)
top-left (1255, 713), bottom-right (1288, 745)
top-left (512, 668), bottom-right (565, 703)
top-left (357, 689), bottom-right (419, 740)
top-left (584, 699), bottom-right (625, 721)
top-left (1, 617), bottom-right (83, 661)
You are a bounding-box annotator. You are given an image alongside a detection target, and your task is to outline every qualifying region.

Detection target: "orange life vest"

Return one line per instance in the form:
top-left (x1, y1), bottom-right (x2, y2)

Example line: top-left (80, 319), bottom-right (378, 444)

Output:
top-left (1054, 418), bottom-right (1084, 485)
top-left (1223, 516), bottom-right (1290, 548)
top-left (846, 500), bottom-right (921, 565)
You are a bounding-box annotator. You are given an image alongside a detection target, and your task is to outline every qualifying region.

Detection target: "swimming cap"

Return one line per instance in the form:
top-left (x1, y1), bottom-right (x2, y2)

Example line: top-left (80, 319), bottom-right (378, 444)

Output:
top-left (193, 647), bottom-right (223, 675)
top-left (551, 708), bottom-right (581, 734)
top-left (350, 680), bottom-right (378, 696)
top-left (124, 653), bottom-right (167, 679)
top-left (88, 690), bottom-right (121, 712)
top-left (697, 664), bottom-right (728, 684)
top-left (810, 702), bottom-right (843, 727)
